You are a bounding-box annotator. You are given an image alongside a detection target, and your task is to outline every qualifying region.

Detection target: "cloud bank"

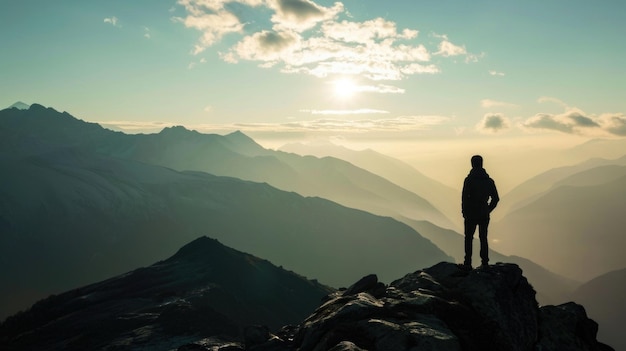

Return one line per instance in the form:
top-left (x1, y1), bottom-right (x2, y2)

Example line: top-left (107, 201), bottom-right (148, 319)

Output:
top-left (175, 0), bottom-right (476, 81)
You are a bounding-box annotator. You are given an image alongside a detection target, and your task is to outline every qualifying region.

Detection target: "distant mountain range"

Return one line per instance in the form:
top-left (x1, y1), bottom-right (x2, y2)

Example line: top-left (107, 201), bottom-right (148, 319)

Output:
top-left (0, 104), bottom-right (451, 319)
top-left (280, 141), bottom-right (462, 229)
top-left (0, 236), bottom-right (334, 350)
top-left (1, 104), bottom-right (455, 230)
top-left (494, 155), bottom-right (626, 219)
top-left (491, 162), bottom-right (626, 281)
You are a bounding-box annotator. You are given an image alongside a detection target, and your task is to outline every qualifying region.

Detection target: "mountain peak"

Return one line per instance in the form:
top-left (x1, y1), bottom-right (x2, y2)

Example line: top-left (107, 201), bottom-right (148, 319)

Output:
top-left (166, 236), bottom-right (226, 262)
top-left (158, 125), bottom-right (196, 135)
top-left (7, 101), bottom-right (30, 110)
top-left (225, 130), bottom-right (256, 143)
top-left (223, 130), bottom-right (267, 155)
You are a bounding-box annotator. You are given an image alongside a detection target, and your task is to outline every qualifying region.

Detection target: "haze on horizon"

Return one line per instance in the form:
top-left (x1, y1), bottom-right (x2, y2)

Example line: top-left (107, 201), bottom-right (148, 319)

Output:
top-left (2, 0), bottom-right (626, 190)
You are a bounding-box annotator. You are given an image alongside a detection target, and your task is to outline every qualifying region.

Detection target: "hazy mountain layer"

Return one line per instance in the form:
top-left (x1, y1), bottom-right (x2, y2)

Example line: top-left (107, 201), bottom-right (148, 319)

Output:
top-left (0, 104), bottom-right (454, 230)
top-left (571, 268), bottom-right (626, 351)
top-left (116, 129), bottom-right (455, 230)
top-left (0, 236), bottom-right (334, 350)
top-left (495, 155), bottom-right (626, 220)
top-left (491, 165), bottom-right (626, 281)
top-left (0, 105), bottom-right (451, 319)
top-left (280, 141), bottom-right (462, 229)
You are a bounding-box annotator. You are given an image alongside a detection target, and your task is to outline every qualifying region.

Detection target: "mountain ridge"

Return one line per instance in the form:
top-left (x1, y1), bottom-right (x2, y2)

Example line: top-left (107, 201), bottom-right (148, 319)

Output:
top-left (0, 106), bottom-right (452, 319)
top-left (0, 104), bottom-right (454, 229)
top-left (0, 236), bottom-right (335, 350)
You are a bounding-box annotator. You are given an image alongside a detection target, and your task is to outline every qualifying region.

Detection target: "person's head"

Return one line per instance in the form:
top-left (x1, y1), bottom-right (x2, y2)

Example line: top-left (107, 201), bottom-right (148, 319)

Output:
top-left (471, 155), bottom-right (483, 169)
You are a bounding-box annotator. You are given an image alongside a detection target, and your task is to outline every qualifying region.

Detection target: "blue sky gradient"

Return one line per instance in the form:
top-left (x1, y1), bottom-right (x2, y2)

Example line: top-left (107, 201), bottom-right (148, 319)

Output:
top-left (1, 0), bottom-right (625, 148)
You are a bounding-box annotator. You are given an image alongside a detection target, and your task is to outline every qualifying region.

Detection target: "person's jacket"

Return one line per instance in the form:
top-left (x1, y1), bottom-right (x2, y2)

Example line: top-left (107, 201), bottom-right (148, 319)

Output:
top-left (462, 167), bottom-right (499, 220)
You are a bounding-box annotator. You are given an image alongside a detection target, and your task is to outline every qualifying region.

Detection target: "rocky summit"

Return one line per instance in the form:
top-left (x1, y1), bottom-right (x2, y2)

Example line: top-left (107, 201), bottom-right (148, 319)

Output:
top-left (185, 262), bottom-right (613, 351)
top-left (1, 260), bottom-right (613, 351)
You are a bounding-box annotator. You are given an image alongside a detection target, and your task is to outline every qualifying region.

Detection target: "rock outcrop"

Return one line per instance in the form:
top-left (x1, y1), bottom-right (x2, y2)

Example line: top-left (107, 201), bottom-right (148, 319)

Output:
top-left (191, 262), bottom-right (612, 351)
top-left (1, 259), bottom-right (613, 351)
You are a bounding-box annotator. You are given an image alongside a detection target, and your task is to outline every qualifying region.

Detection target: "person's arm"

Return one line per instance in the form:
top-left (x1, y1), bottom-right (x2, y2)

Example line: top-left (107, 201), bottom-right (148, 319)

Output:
top-left (489, 180), bottom-right (499, 212)
top-left (462, 178), bottom-right (469, 216)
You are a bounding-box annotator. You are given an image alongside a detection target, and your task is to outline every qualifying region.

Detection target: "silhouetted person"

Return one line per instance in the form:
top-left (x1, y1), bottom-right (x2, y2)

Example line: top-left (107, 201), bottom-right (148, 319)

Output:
top-left (462, 155), bottom-right (499, 269)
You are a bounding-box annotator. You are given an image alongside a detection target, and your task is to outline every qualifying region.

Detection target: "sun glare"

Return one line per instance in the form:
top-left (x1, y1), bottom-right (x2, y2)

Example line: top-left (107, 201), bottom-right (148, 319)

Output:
top-left (333, 78), bottom-right (358, 99)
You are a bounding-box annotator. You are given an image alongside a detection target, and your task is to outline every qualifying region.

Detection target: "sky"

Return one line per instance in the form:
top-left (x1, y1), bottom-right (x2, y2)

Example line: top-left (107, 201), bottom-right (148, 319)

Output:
top-left (1, 0), bottom-right (626, 189)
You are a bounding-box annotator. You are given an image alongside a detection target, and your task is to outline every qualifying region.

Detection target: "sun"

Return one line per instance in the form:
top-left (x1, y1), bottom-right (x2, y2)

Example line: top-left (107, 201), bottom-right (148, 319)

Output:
top-left (332, 78), bottom-right (358, 99)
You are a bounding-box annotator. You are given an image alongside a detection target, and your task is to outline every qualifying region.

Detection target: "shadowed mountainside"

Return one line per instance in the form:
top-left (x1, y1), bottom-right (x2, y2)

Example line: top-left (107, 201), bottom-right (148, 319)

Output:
top-left (0, 105), bottom-right (451, 320)
top-left (571, 268), bottom-right (626, 351)
top-left (0, 236), bottom-right (334, 350)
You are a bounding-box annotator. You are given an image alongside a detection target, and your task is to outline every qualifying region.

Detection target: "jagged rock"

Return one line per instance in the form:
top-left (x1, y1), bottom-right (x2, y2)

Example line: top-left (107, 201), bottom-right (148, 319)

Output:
top-left (249, 262), bottom-right (611, 351)
top-left (2, 260), bottom-right (612, 351)
top-left (537, 302), bottom-right (613, 351)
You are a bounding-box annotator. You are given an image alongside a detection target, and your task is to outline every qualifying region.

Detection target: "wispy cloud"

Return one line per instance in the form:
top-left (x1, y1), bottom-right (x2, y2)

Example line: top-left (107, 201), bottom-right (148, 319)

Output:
top-left (481, 99), bottom-right (518, 108)
top-left (98, 115), bottom-right (450, 135)
top-left (104, 16), bottom-right (120, 27)
top-left (538, 96), bottom-right (569, 109)
top-left (602, 114), bottom-right (626, 136)
top-left (175, 0), bottom-right (476, 82)
top-left (489, 70), bottom-right (505, 76)
top-left (301, 108), bottom-right (389, 115)
top-left (239, 115), bottom-right (451, 133)
top-left (97, 120), bottom-right (176, 133)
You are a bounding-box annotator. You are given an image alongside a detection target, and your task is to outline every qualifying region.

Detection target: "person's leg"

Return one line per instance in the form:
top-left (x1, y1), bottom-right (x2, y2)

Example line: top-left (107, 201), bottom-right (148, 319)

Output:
top-left (478, 219), bottom-right (490, 266)
top-left (464, 219), bottom-right (477, 266)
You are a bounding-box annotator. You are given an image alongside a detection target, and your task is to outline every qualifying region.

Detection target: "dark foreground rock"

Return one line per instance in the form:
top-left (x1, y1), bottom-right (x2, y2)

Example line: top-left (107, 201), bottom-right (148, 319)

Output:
top-left (217, 263), bottom-right (612, 351)
top-left (1, 261), bottom-right (613, 351)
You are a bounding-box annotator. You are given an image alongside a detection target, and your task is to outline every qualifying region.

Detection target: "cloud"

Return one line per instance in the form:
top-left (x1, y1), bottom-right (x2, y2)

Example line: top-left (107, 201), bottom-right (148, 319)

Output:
top-left (358, 84), bottom-right (405, 94)
top-left (222, 30), bottom-right (299, 63)
top-left (174, 0), bottom-right (248, 54)
top-left (522, 113), bottom-right (574, 133)
top-left (478, 113), bottom-right (510, 133)
top-left (269, 0), bottom-right (344, 31)
top-left (100, 114), bottom-right (450, 135)
top-left (520, 108), bottom-right (622, 136)
top-left (144, 27), bottom-right (151, 39)
top-left (432, 33), bottom-right (479, 62)
top-left (104, 17), bottom-right (120, 27)
top-left (538, 96), bottom-right (569, 109)
top-left (301, 108), bottom-right (389, 115)
top-left (601, 114), bottom-right (626, 136)
top-left (436, 39), bottom-right (466, 57)
top-left (244, 115), bottom-right (450, 133)
top-left (489, 70), bottom-right (505, 76)
top-left (97, 120), bottom-right (176, 133)
top-left (176, 0), bottom-right (470, 81)
top-left (481, 99), bottom-right (518, 109)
